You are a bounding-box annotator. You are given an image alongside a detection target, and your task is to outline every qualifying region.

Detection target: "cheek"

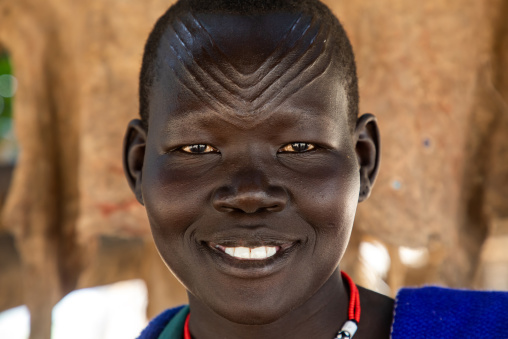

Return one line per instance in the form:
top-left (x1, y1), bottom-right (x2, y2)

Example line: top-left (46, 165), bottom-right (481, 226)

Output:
top-left (289, 154), bottom-right (360, 260)
top-left (292, 152), bottom-right (359, 216)
top-left (140, 153), bottom-right (214, 276)
top-left (142, 152), bottom-right (215, 231)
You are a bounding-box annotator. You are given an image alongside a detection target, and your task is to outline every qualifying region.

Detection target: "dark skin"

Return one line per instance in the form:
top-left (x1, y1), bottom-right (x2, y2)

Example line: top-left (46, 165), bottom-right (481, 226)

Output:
top-left (124, 12), bottom-right (393, 339)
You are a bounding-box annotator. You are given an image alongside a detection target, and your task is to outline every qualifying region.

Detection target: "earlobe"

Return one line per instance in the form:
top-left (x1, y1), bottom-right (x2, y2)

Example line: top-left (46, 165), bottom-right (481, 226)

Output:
top-left (354, 113), bottom-right (381, 202)
top-left (123, 119), bottom-right (147, 205)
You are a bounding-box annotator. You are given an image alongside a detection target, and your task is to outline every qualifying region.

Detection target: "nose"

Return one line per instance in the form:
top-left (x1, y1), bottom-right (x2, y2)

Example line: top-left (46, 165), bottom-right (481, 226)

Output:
top-left (212, 170), bottom-right (288, 214)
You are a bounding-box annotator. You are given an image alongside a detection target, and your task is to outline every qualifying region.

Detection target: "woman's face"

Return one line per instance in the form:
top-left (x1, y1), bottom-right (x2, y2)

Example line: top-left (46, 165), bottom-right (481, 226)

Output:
top-left (128, 12), bottom-right (362, 325)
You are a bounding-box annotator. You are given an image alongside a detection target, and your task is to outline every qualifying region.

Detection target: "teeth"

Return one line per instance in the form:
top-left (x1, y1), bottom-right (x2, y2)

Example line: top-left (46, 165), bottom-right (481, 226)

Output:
top-left (223, 246), bottom-right (278, 260)
top-left (266, 247), bottom-right (276, 257)
top-left (234, 247), bottom-right (250, 259)
top-left (250, 247), bottom-right (267, 259)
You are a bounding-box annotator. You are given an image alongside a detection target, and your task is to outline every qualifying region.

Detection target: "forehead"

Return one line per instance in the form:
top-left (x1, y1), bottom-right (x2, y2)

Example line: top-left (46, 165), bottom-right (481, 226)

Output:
top-left (151, 9), bottom-right (345, 129)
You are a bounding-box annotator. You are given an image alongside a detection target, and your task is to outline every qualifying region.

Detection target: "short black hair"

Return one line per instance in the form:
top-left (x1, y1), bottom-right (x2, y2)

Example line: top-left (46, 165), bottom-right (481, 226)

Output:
top-left (139, 0), bottom-right (358, 132)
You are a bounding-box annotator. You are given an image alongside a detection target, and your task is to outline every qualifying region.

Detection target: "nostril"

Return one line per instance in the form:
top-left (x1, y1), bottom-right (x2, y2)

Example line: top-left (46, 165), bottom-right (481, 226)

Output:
top-left (215, 205), bottom-right (236, 213)
top-left (212, 187), bottom-right (288, 214)
top-left (266, 204), bottom-right (284, 212)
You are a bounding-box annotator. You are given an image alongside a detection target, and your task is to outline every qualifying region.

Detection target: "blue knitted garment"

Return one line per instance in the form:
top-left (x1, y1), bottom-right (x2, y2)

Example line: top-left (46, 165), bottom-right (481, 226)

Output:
top-left (391, 286), bottom-right (508, 338)
top-left (139, 287), bottom-right (508, 338)
top-left (137, 305), bottom-right (186, 339)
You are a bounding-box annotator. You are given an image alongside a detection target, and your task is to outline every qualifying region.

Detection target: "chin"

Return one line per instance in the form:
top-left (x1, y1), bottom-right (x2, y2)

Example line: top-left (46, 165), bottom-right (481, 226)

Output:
top-left (197, 286), bottom-right (299, 325)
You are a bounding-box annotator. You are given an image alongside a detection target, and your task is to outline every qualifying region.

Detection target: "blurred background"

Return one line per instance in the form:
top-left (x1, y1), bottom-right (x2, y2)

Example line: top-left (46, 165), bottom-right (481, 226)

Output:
top-left (0, 0), bottom-right (507, 338)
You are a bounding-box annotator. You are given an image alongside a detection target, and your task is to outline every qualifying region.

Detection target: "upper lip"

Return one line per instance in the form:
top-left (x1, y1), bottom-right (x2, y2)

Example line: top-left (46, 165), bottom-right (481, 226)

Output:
top-left (198, 227), bottom-right (301, 248)
top-left (207, 240), bottom-right (294, 248)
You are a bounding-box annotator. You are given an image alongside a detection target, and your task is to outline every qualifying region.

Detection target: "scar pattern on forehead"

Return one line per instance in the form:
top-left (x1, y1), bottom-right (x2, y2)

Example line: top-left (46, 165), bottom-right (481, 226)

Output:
top-left (161, 12), bottom-right (333, 125)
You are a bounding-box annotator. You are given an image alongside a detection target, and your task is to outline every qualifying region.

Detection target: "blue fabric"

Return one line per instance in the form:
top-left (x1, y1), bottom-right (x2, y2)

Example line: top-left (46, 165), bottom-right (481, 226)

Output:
top-left (137, 305), bottom-right (186, 339)
top-left (391, 286), bottom-right (508, 338)
top-left (140, 287), bottom-right (508, 338)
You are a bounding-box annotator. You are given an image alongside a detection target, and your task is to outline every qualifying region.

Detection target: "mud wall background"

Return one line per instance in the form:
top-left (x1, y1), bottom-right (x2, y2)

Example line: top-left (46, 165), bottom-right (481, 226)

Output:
top-left (0, 0), bottom-right (507, 338)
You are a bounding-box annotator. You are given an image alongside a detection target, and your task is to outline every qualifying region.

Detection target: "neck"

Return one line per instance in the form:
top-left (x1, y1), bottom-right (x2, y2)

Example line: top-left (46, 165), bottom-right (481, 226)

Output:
top-left (187, 268), bottom-right (349, 339)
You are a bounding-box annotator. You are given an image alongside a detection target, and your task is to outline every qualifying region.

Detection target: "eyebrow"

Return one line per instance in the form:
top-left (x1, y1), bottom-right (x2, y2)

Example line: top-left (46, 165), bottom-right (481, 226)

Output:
top-left (163, 107), bottom-right (339, 136)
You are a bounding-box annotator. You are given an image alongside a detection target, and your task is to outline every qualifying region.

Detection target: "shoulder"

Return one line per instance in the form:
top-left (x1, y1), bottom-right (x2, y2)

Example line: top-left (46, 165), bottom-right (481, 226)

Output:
top-left (137, 305), bottom-right (187, 339)
top-left (355, 286), bottom-right (394, 339)
top-left (392, 286), bottom-right (508, 338)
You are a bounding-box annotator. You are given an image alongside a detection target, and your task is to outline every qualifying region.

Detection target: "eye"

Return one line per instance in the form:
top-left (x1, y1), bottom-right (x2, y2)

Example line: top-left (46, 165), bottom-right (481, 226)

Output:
top-left (278, 142), bottom-right (316, 153)
top-left (180, 144), bottom-right (219, 154)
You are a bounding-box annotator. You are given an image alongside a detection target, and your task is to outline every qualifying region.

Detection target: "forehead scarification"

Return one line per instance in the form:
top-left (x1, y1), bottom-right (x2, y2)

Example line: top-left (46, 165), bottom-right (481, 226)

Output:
top-left (159, 10), bottom-right (334, 128)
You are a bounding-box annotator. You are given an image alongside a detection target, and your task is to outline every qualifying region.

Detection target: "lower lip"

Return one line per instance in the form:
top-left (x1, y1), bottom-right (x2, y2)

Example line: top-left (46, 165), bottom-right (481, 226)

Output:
top-left (200, 242), bottom-right (299, 279)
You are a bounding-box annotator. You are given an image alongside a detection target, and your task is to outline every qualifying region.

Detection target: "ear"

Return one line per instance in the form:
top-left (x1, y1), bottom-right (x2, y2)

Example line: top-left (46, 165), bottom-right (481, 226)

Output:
top-left (123, 119), bottom-right (147, 205)
top-left (354, 113), bottom-right (380, 202)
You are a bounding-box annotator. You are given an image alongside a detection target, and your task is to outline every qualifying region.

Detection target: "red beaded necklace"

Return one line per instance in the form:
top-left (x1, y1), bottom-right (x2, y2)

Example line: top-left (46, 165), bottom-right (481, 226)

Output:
top-left (183, 271), bottom-right (361, 339)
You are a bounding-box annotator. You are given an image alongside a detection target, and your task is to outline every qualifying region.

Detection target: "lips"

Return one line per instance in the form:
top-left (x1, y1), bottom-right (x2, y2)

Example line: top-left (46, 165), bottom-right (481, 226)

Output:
top-left (201, 238), bottom-right (300, 278)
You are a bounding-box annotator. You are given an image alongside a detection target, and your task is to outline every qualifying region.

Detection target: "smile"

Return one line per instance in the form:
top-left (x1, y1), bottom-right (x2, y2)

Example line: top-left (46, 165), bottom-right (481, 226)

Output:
top-left (214, 245), bottom-right (280, 260)
top-left (201, 238), bottom-right (300, 278)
